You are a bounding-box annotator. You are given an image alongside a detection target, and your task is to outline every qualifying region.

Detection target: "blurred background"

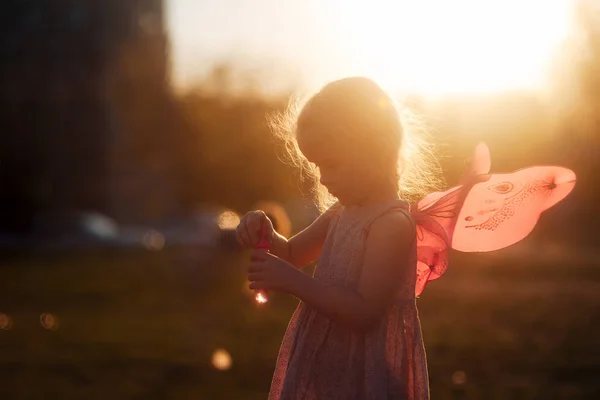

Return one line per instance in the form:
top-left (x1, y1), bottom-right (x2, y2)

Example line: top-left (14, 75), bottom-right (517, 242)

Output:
top-left (0, 0), bottom-right (598, 398)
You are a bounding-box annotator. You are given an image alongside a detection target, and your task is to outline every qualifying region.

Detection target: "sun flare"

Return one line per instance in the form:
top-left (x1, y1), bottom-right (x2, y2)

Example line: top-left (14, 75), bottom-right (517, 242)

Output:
top-left (325, 0), bottom-right (573, 96)
top-left (169, 0), bottom-right (574, 96)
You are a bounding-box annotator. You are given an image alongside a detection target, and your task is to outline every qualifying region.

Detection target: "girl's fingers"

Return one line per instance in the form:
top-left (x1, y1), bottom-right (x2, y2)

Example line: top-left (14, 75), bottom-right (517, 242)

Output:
top-left (248, 261), bottom-right (264, 273)
top-left (240, 228), bottom-right (252, 247)
top-left (251, 211), bottom-right (268, 245)
top-left (249, 281), bottom-right (266, 290)
top-left (238, 211), bottom-right (269, 247)
top-left (250, 249), bottom-right (267, 261)
top-left (247, 272), bottom-right (263, 281)
top-left (236, 217), bottom-right (252, 247)
top-left (245, 216), bottom-right (258, 246)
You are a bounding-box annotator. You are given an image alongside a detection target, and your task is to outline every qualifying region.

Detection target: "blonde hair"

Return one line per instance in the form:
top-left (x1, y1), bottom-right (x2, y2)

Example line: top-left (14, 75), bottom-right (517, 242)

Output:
top-left (268, 77), bottom-right (444, 212)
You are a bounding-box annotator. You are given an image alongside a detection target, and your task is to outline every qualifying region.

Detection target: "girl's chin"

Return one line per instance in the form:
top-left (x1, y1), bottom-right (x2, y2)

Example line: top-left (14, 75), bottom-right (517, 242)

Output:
top-left (331, 192), bottom-right (366, 207)
top-left (335, 196), bottom-right (357, 207)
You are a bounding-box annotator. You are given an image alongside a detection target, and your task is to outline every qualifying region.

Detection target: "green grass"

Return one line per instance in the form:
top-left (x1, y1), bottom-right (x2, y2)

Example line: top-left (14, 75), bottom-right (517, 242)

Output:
top-left (0, 247), bottom-right (598, 399)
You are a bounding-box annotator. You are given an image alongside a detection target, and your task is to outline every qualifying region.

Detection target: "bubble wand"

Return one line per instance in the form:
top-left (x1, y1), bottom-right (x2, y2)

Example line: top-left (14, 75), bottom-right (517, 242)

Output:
top-left (253, 220), bottom-right (270, 304)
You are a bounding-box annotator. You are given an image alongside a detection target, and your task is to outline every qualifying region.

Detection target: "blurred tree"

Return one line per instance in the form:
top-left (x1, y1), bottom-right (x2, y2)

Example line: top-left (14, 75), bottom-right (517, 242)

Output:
top-left (0, 0), bottom-right (185, 232)
top-left (176, 64), bottom-right (304, 213)
top-left (106, 13), bottom-right (180, 223)
top-left (546, 0), bottom-right (600, 245)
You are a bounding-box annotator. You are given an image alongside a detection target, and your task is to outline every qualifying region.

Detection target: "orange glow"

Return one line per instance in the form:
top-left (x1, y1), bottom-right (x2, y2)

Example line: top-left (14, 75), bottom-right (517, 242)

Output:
top-left (212, 349), bottom-right (233, 370)
top-left (169, 0), bottom-right (574, 96)
top-left (218, 210), bottom-right (241, 230)
top-left (452, 370), bottom-right (467, 385)
top-left (327, 0), bottom-right (573, 96)
top-left (0, 313), bottom-right (13, 330)
top-left (255, 291), bottom-right (268, 304)
top-left (40, 313), bottom-right (59, 330)
top-left (143, 230), bottom-right (165, 251)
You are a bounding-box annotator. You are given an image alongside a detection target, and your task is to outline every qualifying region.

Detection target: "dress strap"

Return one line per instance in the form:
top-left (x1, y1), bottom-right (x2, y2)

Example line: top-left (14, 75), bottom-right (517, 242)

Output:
top-left (362, 199), bottom-right (413, 232)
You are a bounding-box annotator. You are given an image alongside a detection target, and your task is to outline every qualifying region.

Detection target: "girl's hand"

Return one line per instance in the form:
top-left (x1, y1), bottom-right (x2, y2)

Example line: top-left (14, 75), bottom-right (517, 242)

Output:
top-left (247, 250), bottom-right (299, 293)
top-left (236, 210), bottom-right (274, 248)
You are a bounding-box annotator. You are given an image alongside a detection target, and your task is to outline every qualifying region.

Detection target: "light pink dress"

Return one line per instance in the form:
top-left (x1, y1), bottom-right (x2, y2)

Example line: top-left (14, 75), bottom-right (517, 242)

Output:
top-left (269, 200), bottom-right (430, 400)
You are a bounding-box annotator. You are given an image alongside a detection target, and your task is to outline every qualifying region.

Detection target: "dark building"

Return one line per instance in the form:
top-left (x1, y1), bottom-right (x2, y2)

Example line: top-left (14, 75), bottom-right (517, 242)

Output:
top-left (0, 0), bottom-right (177, 235)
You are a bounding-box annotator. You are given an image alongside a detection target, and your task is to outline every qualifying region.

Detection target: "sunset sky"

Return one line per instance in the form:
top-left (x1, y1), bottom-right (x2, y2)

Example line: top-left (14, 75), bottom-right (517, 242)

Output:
top-left (166, 0), bottom-right (575, 97)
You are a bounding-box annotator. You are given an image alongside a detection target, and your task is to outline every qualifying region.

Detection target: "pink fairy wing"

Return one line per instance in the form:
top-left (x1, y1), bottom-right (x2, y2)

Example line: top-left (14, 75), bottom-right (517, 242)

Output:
top-left (411, 142), bottom-right (576, 295)
top-left (412, 144), bottom-right (494, 296)
top-left (452, 166), bottom-right (577, 252)
top-left (460, 142), bottom-right (492, 185)
top-left (416, 185), bottom-right (464, 239)
top-left (415, 247), bottom-right (448, 297)
top-left (413, 185), bottom-right (469, 296)
top-left (417, 142), bottom-right (492, 218)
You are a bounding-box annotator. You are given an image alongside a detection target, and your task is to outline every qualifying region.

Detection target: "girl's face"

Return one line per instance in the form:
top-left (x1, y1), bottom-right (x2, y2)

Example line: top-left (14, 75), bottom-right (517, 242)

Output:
top-left (297, 133), bottom-right (377, 206)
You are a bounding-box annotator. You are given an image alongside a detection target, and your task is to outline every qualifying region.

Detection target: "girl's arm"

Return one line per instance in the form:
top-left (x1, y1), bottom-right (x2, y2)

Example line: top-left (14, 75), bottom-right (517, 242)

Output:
top-left (286, 210), bottom-right (414, 332)
top-left (269, 203), bottom-right (339, 268)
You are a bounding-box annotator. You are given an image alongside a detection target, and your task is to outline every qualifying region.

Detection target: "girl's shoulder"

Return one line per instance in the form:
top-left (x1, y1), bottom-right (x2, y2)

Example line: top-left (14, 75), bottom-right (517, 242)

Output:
top-left (361, 199), bottom-right (413, 230)
top-left (321, 201), bottom-right (343, 220)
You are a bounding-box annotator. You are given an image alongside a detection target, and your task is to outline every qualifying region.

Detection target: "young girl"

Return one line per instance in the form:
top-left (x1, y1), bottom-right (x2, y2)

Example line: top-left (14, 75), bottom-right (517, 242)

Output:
top-left (236, 77), bottom-right (439, 399)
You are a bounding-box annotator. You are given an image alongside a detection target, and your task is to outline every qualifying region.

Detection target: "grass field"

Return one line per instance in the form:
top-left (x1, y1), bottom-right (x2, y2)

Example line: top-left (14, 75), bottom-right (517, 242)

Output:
top-left (0, 244), bottom-right (598, 399)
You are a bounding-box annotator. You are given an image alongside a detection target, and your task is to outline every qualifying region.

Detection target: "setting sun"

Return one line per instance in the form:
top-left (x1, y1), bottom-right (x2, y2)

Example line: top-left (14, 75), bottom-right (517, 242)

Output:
top-left (168, 0), bottom-right (574, 96)
top-left (323, 0), bottom-right (573, 95)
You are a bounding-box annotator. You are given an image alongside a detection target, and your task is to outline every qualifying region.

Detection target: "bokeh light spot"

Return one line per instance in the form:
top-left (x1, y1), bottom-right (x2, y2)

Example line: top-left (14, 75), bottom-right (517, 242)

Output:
top-left (255, 291), bottom-right (268, 304)
top-left (143, 229), bottom-right (165, 251)
top-left (0, 313), bottom-right (13, 330)
top-left (82, 213), bottom-right (118, 238)
top-left (212, 348), bottom-right (232, 371)
top-left (40, 313), bottom-right (59, 330)
top-left (218, 210), bottom-right (241, 230)
top-left (452, 370), bottom-right (467, 385)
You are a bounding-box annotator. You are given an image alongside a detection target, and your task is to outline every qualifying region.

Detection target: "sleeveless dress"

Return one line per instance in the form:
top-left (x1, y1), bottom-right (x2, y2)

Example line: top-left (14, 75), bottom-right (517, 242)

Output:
top-left (269, 200), bottom-right (430, 400)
